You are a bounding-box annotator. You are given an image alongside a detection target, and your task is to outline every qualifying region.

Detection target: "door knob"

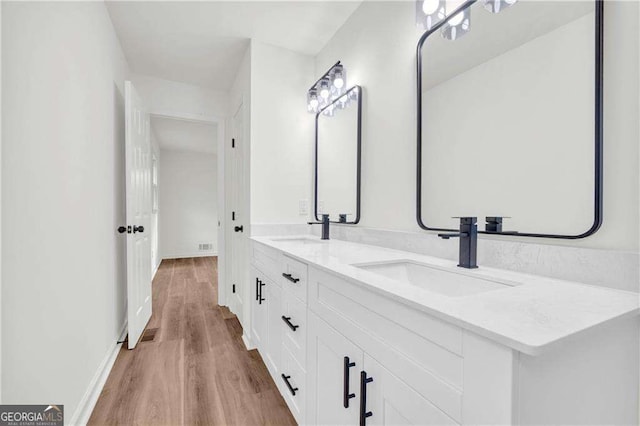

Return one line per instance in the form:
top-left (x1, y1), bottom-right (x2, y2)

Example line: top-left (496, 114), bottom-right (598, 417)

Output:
top-left (117, 226), bottom-right (127, 234)
top-left (234, 225), bottom-right (244, 233)
top-left (133, 225), bottom-right (144, 233)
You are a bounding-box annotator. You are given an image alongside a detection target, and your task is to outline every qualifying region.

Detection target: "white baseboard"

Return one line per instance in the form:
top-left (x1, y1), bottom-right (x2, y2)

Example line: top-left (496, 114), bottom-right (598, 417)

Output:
top-left (162, 252), bottom-right (218, 260)
top-left (69, 321), bottom-right (128, 426)
top-left (241, 333), bottom-right (255, 350)
top-left (152, 262), bottom-right (161, 279)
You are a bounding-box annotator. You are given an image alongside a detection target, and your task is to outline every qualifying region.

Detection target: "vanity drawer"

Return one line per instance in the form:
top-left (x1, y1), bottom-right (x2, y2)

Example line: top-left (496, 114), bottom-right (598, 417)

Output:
top-left (280, 255), bottom-right (308, 302)
top-left (281, 289), bottom-right (307, 368)
top-left (279, 345), bottom-right (306, 424)
top-left (252, 242), bottom-right (281, 283)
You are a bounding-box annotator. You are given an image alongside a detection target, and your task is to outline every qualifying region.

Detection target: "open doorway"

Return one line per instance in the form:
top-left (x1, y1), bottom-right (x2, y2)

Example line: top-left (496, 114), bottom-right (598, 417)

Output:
top-left (149, 115), bottom-right (220, 269)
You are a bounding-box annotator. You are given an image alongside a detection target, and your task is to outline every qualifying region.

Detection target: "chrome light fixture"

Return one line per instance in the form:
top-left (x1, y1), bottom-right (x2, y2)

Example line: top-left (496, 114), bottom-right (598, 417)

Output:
top-left (306, 61), bottom-right (348, 114)
top-left (416, 0), bottom-right (446, 30)
top-left (482, 0), bottom-right (518, 14)
top-left (441, 4), bottom-right (471, 41)
top-left (416, 0), bottom-right (518, 42)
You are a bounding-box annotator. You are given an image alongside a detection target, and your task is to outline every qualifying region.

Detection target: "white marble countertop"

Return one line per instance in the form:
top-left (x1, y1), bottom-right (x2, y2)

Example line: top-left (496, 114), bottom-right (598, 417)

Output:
top-left (251, 234), bottom-right (639, 355)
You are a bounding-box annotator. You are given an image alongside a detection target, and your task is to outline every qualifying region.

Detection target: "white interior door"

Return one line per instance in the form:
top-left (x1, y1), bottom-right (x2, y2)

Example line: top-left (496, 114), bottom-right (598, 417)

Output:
top-left (124, 81), bottom-right (152, 349)
top-left (229, 104), bottom-right (245, 320)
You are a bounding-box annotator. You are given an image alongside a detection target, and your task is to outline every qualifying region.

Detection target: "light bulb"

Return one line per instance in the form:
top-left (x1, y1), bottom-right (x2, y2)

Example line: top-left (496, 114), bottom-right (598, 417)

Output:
top-left (310, 98), bottom-right (318, 108)
top-left (422, 0), bottom-right (439, 15)
top-left (319, 79), bottom-right (330, 99)
top-left (334, 76), bottom-right (344, 89)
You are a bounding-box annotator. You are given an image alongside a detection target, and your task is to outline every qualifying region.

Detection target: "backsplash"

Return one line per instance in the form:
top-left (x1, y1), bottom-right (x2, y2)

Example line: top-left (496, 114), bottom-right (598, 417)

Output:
top-left (251, 223), bottom-right (639, 293)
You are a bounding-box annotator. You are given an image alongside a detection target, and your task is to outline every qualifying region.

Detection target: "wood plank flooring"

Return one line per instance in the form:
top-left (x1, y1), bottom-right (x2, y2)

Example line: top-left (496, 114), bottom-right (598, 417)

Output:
top-left (89, 257), bottom-right (296, 425)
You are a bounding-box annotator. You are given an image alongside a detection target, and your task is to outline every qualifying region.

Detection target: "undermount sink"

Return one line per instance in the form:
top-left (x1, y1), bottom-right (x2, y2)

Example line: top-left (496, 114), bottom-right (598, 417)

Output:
top-left (353, 260), bottom-right (519, 297)
top-left (270, 236), bottom-right (324, 244)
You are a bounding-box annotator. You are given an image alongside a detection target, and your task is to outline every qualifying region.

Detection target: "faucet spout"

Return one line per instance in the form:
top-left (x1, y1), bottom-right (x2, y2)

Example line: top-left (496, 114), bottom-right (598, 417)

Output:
top-left (437, 232), bottom-right (469, 240)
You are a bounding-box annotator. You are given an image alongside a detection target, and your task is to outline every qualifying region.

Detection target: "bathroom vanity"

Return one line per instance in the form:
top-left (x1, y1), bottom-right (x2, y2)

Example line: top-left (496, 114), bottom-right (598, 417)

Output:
top-left (248, 235), bottom-right (638, 425)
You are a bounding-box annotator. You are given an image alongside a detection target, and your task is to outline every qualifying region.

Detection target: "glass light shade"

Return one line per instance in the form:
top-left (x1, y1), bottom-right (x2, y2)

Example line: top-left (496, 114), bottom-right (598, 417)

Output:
top-left (482, 0), bottom-right (517, 13)
top-left (319, 78), bottom-right (331, 99)
top-left (331, 65), bottom-right (346, 90)
top-left (307, 90), bottom-right (319, 113)
top-left (416, 0), bottom-right (445, 30)
top-left (322, 104), bottom-right (335, 117)
top-left (441, 7), bottom-right (470, 41)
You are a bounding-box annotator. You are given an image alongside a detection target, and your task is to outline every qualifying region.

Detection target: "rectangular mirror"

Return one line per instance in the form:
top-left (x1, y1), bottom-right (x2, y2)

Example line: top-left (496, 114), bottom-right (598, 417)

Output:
top-left (417, 0), bottom-right (602, 238)
top-left (315, 85), bottom-right (362, 224)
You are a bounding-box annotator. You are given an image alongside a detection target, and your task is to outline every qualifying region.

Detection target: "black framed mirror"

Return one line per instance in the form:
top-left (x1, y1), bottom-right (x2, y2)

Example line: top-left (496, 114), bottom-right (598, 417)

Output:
top-left (314, 85), bottom-right (362, 224)
top-left (416, 0), bottom-right (603, 239)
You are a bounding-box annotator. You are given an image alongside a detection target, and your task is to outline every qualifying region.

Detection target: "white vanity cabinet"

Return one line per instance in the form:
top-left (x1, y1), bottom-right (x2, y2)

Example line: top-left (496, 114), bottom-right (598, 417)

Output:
top-left (249, 239), bottom-right (639, 426)
top-left (250, 266), bottom-right (282, 375)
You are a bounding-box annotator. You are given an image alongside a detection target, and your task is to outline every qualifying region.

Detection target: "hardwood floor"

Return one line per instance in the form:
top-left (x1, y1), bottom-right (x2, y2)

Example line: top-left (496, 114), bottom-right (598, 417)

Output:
top-left (89, 257), bottom-right (296, 425)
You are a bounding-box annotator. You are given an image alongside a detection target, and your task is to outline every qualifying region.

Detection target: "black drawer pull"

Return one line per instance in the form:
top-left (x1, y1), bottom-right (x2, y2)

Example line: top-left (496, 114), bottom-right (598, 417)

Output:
top-left (282, 273), bottom-right (300, 283)
top-left (359, 371), bottom-right (373, 426)
top-left (281, 315), bottom-right (300, 331)
top-left (281, 374), bottom-right (298, 396)
top-left (344, 356), bottom-right (356, 408)
top-left (259, 279), bottom-right (266, 304)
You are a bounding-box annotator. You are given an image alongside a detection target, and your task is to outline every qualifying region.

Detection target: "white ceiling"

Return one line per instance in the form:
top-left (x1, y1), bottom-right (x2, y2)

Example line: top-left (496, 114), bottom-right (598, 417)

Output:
top-left (151, 116), bottom-right (218, 154)
top-left (106, 1), bottom-right (362, 90)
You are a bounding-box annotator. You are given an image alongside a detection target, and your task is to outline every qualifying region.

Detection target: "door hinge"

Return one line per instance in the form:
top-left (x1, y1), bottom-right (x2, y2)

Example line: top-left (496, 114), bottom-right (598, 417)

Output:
top-left (232, 211), bottom-right (236, 221)
top-left (232, 284), bottom-right (236, 293)
top-left (232, 138), bottom-right (235, 148)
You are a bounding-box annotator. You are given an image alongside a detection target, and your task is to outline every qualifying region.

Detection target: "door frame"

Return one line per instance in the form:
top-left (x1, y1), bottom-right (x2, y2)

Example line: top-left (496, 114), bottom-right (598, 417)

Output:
top-left (147, 111), bottom-right (226, 304)
top-left (224, 96), bottom-right (251, 341)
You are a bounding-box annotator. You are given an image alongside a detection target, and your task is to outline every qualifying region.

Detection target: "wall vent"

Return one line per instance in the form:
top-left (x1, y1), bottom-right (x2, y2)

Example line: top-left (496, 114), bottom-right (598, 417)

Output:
top-left (198, 243), bottom-right (213, 251)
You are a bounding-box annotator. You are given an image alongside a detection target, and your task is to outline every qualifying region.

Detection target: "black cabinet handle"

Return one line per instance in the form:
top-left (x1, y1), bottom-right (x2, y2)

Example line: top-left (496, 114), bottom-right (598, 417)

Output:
top-left (344, 356), bottom-right (356, 408)
top-left (281, 374), bottom-right (298, 396)
top-left (282, 273), bottom-right (300, 283)
top-left (259, 279), bottom-right (266, 304)
top-left (117, 226), bottom-right (127, 234)
top-left (359, 371), bottom-right (373, 426)
top-left (234, 225), bottom-right (243, 233)
top-left (281, 315), bottom-right (299, 331)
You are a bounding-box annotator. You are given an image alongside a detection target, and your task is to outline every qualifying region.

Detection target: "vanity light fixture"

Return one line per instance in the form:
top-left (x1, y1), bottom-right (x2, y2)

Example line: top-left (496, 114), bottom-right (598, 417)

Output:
top-left (441, 1), bottom-right (471, 40)
top-left (416, 0), bottom-right (518, 41)
top-left (416, 0), bottom-right (446, 30)
top-left (306, 61), bottom-right (348, 114)
top-left (482, 0), bottom-right (517, 14)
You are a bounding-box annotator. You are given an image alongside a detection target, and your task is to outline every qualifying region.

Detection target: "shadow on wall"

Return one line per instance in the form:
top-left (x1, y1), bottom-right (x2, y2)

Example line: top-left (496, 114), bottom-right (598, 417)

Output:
top-left (113, 83), bottom-right (127, 328)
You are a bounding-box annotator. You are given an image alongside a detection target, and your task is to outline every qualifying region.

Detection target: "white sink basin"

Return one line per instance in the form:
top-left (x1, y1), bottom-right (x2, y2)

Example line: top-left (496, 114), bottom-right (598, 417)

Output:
top-left (353, 260), bottom-right (519, 297)
top-left (270, 236), bottom-right (324, 245)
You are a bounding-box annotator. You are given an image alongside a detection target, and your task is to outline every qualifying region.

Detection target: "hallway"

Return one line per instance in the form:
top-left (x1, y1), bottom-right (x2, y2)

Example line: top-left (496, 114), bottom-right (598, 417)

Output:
top-left (89, 257), bottom-right (296, 425)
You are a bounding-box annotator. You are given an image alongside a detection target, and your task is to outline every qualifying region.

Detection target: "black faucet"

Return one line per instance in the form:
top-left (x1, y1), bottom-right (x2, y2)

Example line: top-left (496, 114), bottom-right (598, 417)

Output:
top-left (438, 217), bottom-right (478, 269)
top-left (308, 214), bottom-right (330, 240)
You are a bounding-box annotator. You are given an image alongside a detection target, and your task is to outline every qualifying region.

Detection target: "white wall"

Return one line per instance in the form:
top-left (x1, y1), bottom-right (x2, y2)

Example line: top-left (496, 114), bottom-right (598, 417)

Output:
top-left (250, 41), bottom-right (315, 224)
top-left (159, 150), bottom-right (218, 258)
top-left (315, 1), bottom-right (639, 251)
top-left (2, 1), bottom-right (129, 419)
top-left (131, 73), bottom-right (228, 120)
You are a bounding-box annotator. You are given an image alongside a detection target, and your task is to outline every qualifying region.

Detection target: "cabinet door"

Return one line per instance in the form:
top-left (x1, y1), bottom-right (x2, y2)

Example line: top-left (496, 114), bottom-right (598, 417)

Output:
top-left (250, 268), bottom-right (267, 351)
top-left (307, 312), bottom-right (363, 425)
top-left (362, 354), bottom-right (458, 426)
top-left (265, 281), bottom-right (282, 374)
